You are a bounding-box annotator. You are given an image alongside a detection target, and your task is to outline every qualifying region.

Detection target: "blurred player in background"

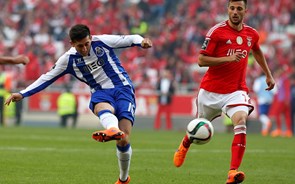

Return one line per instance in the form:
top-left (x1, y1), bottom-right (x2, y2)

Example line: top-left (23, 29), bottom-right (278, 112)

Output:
top-left (291, 63), bottom-right (295, 133)
top-left (173, 0), bottom-right (275, 183)
top-left (5, 24), bottom-right (152, 184)
top-left (269, 66), bottom-right (293, 138)
top-left (253, 70), bottom-right (275, 136)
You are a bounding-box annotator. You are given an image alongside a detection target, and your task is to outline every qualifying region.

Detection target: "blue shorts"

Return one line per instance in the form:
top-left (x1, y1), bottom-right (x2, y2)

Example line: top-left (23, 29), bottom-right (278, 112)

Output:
top-left (89, 86), bottom-right (136, 124)
top-left (259, 104), bottom-right (271, 115)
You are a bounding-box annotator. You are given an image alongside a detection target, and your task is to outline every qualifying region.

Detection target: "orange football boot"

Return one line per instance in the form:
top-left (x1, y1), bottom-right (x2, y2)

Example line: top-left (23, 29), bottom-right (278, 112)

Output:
top-left (261, 121), bottom-right (272, 136)
top-left (284, 130), bottom-right (293, 138)
top-left (270, 129), bottom-right (282, 137)
top-left (173, 138), bottom-right (189, 167)
top-left (226, 170), bottom-right (245, 184)
top-left (92, 127), bottom-right (125, 142)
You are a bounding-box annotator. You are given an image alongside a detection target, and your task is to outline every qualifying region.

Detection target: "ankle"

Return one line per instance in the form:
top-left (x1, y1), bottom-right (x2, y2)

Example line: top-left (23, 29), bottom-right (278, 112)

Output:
top-left (183, 135), bottom-right (191, 148)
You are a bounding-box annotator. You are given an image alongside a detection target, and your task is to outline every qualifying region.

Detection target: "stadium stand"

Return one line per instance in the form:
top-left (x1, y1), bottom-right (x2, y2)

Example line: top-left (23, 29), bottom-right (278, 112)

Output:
top-left (0, 0), bottom-right (294, 95)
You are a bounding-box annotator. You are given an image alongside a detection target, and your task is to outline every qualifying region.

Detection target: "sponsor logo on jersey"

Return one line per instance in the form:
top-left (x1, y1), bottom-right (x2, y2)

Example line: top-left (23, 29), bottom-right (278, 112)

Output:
top-left (227, 49), bottom-right (248, 58)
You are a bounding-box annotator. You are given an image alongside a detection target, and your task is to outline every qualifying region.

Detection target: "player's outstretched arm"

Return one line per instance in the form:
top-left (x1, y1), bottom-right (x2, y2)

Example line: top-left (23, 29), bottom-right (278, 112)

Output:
top-left (0, 55), bottom-right (29, 65)
top-left (5, 93), bottom-right (23, 106)
top-left (12, 55), bottom-right (29, 65)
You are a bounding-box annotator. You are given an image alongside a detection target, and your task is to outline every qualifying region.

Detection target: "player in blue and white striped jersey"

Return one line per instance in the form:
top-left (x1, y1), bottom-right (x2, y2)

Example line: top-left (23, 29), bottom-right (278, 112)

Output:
top-left (5, 24), bottom-right (152, 184)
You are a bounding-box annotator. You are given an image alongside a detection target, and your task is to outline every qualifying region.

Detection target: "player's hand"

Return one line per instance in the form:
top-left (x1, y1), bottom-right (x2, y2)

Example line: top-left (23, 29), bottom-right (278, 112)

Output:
top-left (265, 75), bottom-right (275, 91)
top-left (14, 55), bottom-right (29, 65)
top-left (141, 38), bottom-right (152, 48)
top-left (229, 52), bottom-right (243, 62)
top-left (5, 93), bottom-right (23, 106)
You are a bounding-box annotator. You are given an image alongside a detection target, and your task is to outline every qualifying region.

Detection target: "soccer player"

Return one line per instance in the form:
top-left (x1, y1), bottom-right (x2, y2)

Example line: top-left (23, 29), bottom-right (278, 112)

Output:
top-left (5, 24), bottom-right (152, 184)
top-left (253, 71), bottom-right (274, 136)
top-left (269, 67), bottom-right (293, 137)
top-left (173, 1), bottom-right (275, 183)
top-left (0, 55), bottom-right (29, 65)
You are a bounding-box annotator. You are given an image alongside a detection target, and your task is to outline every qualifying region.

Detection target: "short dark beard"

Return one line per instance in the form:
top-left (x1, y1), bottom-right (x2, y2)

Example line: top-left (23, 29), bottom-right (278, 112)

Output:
top-left (230, 18), bottom-right (241, 26)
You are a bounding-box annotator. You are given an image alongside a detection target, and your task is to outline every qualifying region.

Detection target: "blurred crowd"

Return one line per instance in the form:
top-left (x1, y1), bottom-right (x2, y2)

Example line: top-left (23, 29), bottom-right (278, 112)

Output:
top-left (1, 0), bottom-right (295, 93)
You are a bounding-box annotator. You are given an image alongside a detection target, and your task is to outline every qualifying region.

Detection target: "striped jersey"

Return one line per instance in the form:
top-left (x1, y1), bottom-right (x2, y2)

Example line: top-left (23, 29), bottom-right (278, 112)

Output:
top-left (199, 20), bottom-right (260, 94)
top-left (20, 34), bottom-right (144, 97)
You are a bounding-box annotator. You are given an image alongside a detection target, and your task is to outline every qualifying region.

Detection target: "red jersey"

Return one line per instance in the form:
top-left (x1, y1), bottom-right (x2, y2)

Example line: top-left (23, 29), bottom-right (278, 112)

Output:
top-left (199, 20), bottom-right (260, 94)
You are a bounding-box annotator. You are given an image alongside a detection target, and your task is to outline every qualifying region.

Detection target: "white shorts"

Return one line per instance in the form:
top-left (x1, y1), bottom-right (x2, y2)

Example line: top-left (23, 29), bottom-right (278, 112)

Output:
top-left (197, 89), bottom-right (254, 121)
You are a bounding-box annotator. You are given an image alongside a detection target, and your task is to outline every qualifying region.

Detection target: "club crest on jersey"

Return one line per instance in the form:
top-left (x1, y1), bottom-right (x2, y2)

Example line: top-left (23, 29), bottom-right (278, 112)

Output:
top-left (201, 38), bottom-right (210, 50)
top-left (236, 36), bottom-right (243, 45)
top-left (95, 47), bottom-right (105, 57)
top-left (247, 37), bottom-right (252, 47)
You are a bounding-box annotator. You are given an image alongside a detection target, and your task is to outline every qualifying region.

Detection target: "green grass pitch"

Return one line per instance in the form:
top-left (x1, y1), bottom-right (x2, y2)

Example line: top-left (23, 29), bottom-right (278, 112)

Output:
top-left (0, 126), bottom-right (294, 184)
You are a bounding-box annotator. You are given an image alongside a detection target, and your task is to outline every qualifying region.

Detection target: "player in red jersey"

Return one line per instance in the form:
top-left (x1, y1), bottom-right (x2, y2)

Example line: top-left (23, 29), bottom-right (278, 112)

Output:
top-left (173, 0), bottom-right (275, 183)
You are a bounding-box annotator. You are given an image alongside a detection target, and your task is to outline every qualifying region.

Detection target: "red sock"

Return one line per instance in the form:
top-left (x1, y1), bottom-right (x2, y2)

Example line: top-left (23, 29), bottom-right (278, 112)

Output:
top-left (230, 125), bottom-right (246, 170)
top-left (182, 134), bottom-right (191, 148)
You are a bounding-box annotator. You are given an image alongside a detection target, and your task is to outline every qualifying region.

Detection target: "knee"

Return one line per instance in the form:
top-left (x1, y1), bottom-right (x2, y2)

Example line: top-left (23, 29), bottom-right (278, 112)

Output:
top-left (237, 116), bottom-right (247, 125)
top-left (231, 112), bottom-right (248, 126)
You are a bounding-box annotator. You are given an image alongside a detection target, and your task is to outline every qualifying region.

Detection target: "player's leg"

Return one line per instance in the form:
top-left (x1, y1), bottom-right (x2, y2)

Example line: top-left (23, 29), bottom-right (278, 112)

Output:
top-left (92, 102), bottom-right (125, 142)
top-left (226, 106), bottom-right (248, 184)
top-left (223, 90), bottom-right (254, 183)
top-left (174, 89), bottom-right (220, 167)
top-left (259, 104), bottom-right (272, 136)
top-left (115, 118), bottom-right (132, 184)
top-left (113, 87), bottom-right (135, 184)
top-left (165, 104), bottom-right (173, 130)
top-left (269, 98), bottom-right (282, 137)
top-left (173, 133), bottom-right (192, 167)
top-left (291, 97), bottom-right (295, 134)
top-left (154, 104), bottom-right (163, 130)
top-left (90, 87), bottom-right (134, 184)
top-left (89, 89), bottom-right (125, 142)
top-left (282, 103), bottom-right (293, 137)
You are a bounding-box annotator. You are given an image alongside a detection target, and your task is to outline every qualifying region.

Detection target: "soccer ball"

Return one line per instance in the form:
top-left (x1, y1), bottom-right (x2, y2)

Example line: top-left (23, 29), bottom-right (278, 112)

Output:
top-left (186, 118), bottom-right (214, 145)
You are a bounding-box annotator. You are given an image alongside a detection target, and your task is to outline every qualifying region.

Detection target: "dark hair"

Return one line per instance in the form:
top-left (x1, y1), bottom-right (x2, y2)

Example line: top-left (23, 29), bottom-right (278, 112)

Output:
top-left (69, 24), bottom-right (91, 42)
top-left (228, 0), bottom-right (247, 7)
